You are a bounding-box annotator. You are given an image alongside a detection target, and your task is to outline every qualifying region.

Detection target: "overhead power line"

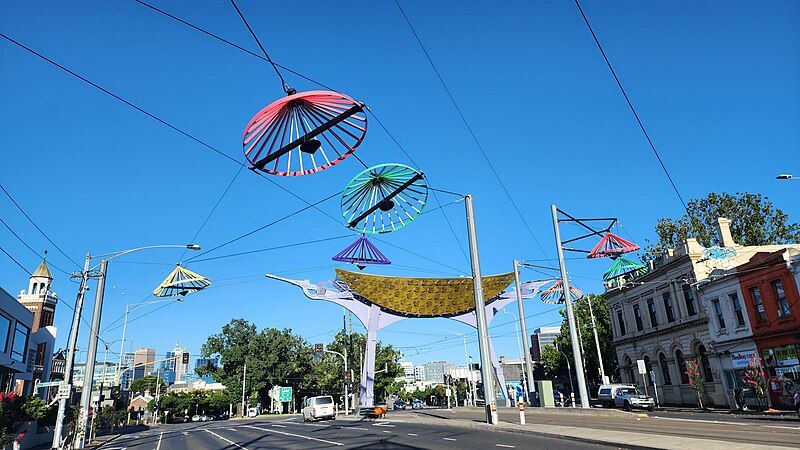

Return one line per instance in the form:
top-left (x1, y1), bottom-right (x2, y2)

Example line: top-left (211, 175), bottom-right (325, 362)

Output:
top-left (0, 244), bottom-right (33, 276)
top-left (573, 0), bottom-right (689, 212)
top-left (391, 0), bottom-right (552, 262)
top-left (229, 0), bottom-right (291, 93)
top-left (0, 216), bottom-right (72, 276)
top-left (0, 182), bottom-right (81, 268)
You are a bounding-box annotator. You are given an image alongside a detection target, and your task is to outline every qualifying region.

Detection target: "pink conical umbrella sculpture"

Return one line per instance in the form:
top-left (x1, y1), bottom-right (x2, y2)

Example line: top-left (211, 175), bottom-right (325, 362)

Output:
top-left (587, 232), bottom-right (640, 259)
top-left (243, 91), bottom-right (367, 176)
top-left (540, 280), bottom-right (584, 305)
top-left (332, 235), bottom-right (391, 270)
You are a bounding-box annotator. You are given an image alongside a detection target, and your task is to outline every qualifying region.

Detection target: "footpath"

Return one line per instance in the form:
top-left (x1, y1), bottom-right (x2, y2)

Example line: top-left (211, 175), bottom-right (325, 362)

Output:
top-left (391, 406), bottom-right (800, 450)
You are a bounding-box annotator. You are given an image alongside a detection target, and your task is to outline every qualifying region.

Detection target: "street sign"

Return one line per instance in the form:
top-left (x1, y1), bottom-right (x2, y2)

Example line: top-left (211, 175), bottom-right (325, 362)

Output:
top-left (278, 386), bottom-right (292, 402)
top-left (636, 359), bottom-right (647, 375)
top-left (36, 381), bottom-right (62, 388)
top-left (56, 383), bottom-right (71, 400)
top-left (446, 388), bottom-right (452, 397)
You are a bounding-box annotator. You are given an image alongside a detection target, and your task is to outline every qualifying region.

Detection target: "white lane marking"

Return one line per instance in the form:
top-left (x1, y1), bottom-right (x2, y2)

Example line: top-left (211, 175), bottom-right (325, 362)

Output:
top-left (373, 422), bottom-right (395, 427)
top-left (155, 431), bottom-right (163, 450)
top-left (496, 445), bottom-right (515, 448)
top-left (764, 425), bottom-right (800, 430)
top-left (243, 425), bottom-right (344, 446)
top-left (382, 430), bottom-right (391, 433)
top-left (283, 416), bottom-right (298, 421)
top-left (181, 432), bottom-right (188, 436)
top-left (408, 433), bottom-right (418, 436)
top-left (352, 427), bottom-right (369, 431)
top-left (204, 429), bottom-right (249, 450)
top-left (228, 428), bottom-right (238, 431)
top-left (443, 437), bottom-right (457, 441)
top-left (271, 424), bottom-right (287, 428)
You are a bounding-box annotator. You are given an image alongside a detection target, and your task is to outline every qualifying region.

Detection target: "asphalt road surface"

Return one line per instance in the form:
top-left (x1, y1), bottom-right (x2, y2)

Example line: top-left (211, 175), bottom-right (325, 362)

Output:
top-left (96, 416), bottom-right (616, 449)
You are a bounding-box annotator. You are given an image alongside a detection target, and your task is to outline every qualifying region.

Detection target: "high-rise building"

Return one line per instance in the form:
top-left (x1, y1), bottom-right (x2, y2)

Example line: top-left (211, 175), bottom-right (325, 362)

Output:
top-left (133, 348), bottom-right (155, 380)
top-left (423, 361), bottom-right (452, 383)
top-left (413, 365), bottom-right (425, 381)
top-left (195, 356), bottom-right (219, 383)
top-left (399, 361), bottom-right (414, 382)
top-left (161, 341), bottom-right (189, 385)
top-left (530, 326), bottom-right (561, 362)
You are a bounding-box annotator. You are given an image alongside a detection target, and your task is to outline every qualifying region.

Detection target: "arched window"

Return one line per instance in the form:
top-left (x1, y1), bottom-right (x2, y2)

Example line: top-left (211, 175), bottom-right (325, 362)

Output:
top-left (698, 345), bottom-right (714, 382)
top-left (643, 356), bottom-right (653, 386)
top-left (676, 349), bottom-right (689, 384)
top-left (31, 283), bottom-right (38, 294)
top-left (659, 352), bottom-right (672, 385)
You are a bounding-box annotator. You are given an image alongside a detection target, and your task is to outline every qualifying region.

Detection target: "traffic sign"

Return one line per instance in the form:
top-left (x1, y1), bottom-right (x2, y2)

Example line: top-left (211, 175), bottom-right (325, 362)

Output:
top-left (56, 384), bottom-right (71, 400)
top-left (637, 359), bottom-right (647, 375)
top-left (278, 386), bottom-right (292, 402)
top-left (36, 381), bottom-right (63, 388)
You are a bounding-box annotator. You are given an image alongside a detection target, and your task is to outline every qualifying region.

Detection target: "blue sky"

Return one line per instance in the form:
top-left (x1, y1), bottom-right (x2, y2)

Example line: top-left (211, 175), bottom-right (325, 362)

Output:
top-left (1, 0), bottom-right (798, 369)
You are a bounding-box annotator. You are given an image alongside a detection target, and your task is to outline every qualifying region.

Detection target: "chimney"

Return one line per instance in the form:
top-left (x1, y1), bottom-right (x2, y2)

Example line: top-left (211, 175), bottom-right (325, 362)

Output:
top-left (716, 217), bottom-right (736, 247)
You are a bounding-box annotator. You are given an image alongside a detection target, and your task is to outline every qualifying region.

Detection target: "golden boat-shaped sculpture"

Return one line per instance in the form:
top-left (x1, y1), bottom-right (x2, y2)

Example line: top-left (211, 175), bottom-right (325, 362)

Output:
top-left (335, 269), bottom-right (515, 318)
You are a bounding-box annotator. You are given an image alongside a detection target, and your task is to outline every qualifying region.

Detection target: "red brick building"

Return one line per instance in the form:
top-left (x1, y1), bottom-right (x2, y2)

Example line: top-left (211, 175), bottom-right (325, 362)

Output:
top-left (737, 249), bottom-right (800, 409)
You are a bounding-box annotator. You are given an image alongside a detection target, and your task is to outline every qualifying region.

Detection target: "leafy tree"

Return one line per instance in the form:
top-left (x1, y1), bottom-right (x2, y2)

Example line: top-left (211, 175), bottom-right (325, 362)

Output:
top-left (645, 192), bottom-right (800, 258)
top-left (545, 294), bottom-right (618, 386)
top-left (308, 331), bottom-right (404, 403)
top-left (685, 359), bottom-right (705, 408)
top-left (129, 375), bottom-right (166, 395)
top-left (0, 393), bottom-right (49, 446)
top-left (200, 319), bottom-right (315, 410)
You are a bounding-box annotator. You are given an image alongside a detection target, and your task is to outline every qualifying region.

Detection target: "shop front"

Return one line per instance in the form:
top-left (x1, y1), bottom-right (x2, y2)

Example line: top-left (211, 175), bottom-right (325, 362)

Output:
top-left (761, 343), bottom-right (799, 409)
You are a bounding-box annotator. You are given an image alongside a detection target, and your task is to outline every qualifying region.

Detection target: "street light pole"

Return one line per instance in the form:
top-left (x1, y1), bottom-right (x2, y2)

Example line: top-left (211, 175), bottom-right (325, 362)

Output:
top-left (500, 308), bottom-right (528, 403)
top-left (51, 255), bottom-right (90, 450)
top-left (323, 349), bottom-right (349, 415)
top-left (586, 296), bottom-right (607, 383)
top-left (465, 194), bottom-right (498, 424)
top-left (513, 260), bottom-right (537, 405)
top-left (76, 260), bottom-right (108, 448)
top-left (551, 204), bottom-right (590, 408)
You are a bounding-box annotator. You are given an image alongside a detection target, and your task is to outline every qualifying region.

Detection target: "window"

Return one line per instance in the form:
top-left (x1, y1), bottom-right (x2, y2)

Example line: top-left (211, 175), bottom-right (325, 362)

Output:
top-left (633, 304), bottom-right (644, 331)
top-left (682, 285), bottom-right (697, 316)
top-left (39, 308), bottom-right (54, 329)
top-left (659, 352), bottom-right (672, 385)
top-left (711, 298), bottom-right (726, 330)
top-left (750, 287), bottom-right (766, 321)
top-left (616, 310), bottom-right (626, 336)
top-left (676, 349), bottom-right (689, 384)
top-left (772, 280), bottom-right (790, 317)
top-left (646, 299), bottom-right (659, 327)
top-left (698, 345), bottom-right (714, 382)
top-left (662, 292), bottom-right (675, 323)
top-left (729, 293), bottom-right (745, 327)
top-left (624, 356), bottom-right (635, 383)
top-left (0, 314), bottom-right (11, 354)
top-left (11, 321), bottom-right (29, 362)
top-left (35, 342), bottom-right (47, 367)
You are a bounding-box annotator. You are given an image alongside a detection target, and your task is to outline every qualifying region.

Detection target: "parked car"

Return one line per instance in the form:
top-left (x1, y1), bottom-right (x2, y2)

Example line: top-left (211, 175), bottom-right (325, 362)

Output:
top-left (598, 384), bottom-right (637, 408)
top-left (613, 387), bottom-right (655, 411)
top-left (247, 407), bottom-right (259, 417)
top-left (553, 390), bottom-right (571, 407)
top-left (191, 415), bottom-right (201, 422)
top-left (393, 400), bottom-right (407, 410)
top-left (411, 399), bottom-right (423, 410)
top-left (303, 395), bottom-right (336, 421)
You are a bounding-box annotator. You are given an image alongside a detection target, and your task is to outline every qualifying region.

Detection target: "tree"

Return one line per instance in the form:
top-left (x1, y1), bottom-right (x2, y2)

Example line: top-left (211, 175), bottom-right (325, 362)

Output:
top-left (546, 294), bottom-right (619, 386)
top-left (129, 375), bottom-right (166, 395)
top-left (200, 319), bottom-right (315, 410)
top-left (685, 358), bottom-right (705, 408)
top-left (0, 393), bottom-right (49, 446)
top-left (645, 192), bottom-right (800, 258)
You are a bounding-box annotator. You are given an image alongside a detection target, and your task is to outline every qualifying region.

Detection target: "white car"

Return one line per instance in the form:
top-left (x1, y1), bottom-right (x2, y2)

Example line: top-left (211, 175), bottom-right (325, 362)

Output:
top-left (302, 395), bottom-right (336, 421)
top-left (598, 384), bottom-right (636, 408)
top-left (613, 387), bottom-right (655, 411)
top-left (191, 415), bottom-right (201, 422)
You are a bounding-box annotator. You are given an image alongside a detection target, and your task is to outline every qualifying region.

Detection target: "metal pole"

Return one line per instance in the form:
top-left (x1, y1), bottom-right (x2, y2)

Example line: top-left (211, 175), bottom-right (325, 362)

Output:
top-left (342, 310), bottom-right (349, 416)
top-left (461, 335), bottom-right (471, 406)
top-left (514, 260), bottom-right (537, 405)
top-left (241, 362), bottom-right (247, 416)
top-left (586, 296), bottom-right (607, 383)
top-left (76, 259), bottom-right (108, 448)
top-left (52, 255), bottom-right (90, 449)
top-left (551, 204), bottom-right (589, 408)
top-left (116, 305), bottom-right (129, 383)
top-left (465, 194), bottom-right (498, 424)
top-left (90, 345), bottom-right (110, 442)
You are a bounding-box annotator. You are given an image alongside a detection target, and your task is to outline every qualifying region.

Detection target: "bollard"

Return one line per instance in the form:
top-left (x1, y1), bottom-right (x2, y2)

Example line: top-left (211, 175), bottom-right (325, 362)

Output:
top-left (518, 399), bottom-right (526, 425)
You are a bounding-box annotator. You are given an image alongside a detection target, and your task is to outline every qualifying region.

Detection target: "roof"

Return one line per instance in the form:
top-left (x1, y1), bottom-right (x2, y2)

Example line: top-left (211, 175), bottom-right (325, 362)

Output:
top-left (335, 269), bottom-right (515, 318)
top-left (32, 260), bottom-right (53, 279)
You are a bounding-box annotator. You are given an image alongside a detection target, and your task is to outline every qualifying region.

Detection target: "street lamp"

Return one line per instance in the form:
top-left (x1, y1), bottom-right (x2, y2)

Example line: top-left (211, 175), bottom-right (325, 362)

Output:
top-left (555, 343), bottom-right (574, 408)
top-left (53, 243), bottom-right (200, 450)
top-left (447, 331), bottom-right (471, 407)
top-left (776, 174), bottom-right (797, 180)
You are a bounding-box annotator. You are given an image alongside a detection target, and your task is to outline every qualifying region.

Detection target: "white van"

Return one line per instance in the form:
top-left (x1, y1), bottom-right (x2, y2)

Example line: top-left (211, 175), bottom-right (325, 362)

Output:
top-left (302, 395), bottom-right (336, 421)
top-left (247, 407), bottom-right (259, 417)
top-left (597, 384), bottom-right (636, 407)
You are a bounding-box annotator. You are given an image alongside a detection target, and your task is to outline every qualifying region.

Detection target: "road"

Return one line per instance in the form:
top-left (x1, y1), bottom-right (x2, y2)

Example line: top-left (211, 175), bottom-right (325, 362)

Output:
top-left (95, 416), bottom-right (615, 449)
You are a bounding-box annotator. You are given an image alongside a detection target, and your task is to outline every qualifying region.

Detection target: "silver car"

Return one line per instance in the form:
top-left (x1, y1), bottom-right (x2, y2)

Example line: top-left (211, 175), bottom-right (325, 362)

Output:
top-left (614, 387), bottom-right (655, 411)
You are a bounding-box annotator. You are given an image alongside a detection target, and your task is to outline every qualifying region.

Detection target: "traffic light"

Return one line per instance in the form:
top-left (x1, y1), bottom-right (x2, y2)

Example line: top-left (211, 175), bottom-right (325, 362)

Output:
top-left (182, 352), bottom-right (190, 364)
top-left (314, 343), bottom-right (324, 354)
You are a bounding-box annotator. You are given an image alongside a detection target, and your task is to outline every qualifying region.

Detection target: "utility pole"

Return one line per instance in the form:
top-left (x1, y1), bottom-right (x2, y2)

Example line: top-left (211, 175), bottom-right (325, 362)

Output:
top-left (586, 296), bottom-right (607, 383)
top-left (513, 260), bottom-right (537, 405)
top-left (342, 310), bottom-right (349, 415)
top-left (465, 194), bottom-right (498, 424)
top-left (52, 255), bottom-right (90, 450)
top-left (76, 260), bottom-right (108, 448)
top-left (551, 204), bottom-right (590, 408)
top-left (241, 362), bottom-right (247, 417)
